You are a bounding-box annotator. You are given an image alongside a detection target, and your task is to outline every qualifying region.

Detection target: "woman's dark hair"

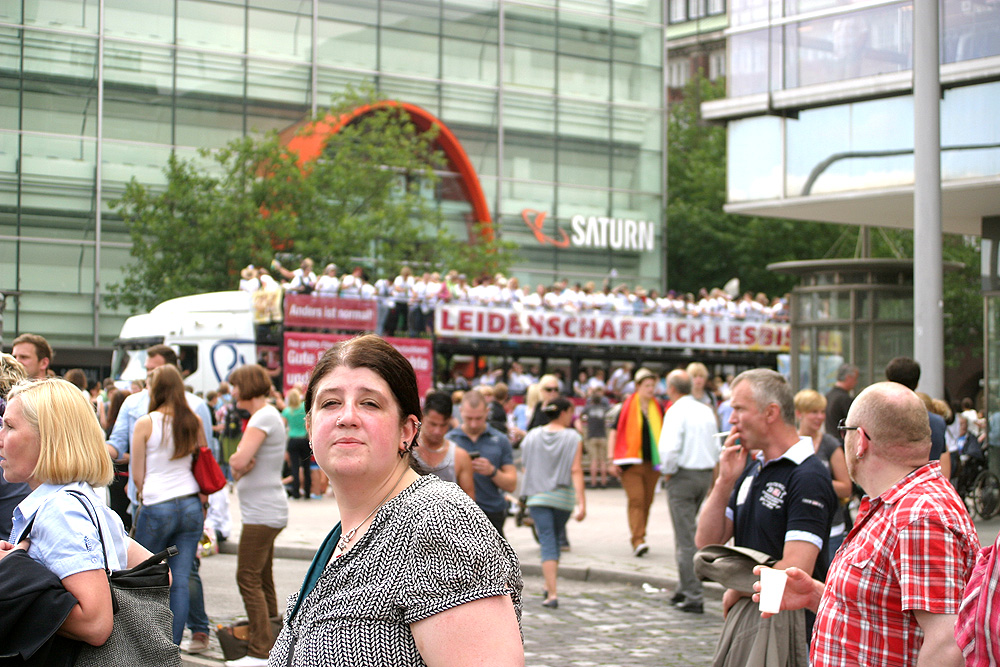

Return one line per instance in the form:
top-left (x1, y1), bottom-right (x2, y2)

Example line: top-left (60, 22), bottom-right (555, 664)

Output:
top-left (64, 368), bottom-right (88, 391)
top-left (541, 396), bottom-right (574, 416)
top-left (148, 365), bottom-right (200, 459)
top-left (228, 364), bottom-right (272, 400)
top-left (105, 388), bottom-right (130, 439)
top-left (305, 335), bottom-right (421, 425)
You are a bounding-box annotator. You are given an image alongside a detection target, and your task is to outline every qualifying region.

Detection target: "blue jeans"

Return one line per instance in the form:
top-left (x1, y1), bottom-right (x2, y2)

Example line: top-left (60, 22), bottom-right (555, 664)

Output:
top-left (187, 555), bottom-right (210, 635)
top-left (133, 494), bottom-right (204, 644)
top-left (530, 505), bottom-right (571, 562)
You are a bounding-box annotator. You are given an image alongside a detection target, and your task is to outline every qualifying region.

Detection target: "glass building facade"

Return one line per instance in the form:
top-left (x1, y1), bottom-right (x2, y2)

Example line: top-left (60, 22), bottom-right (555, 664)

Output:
top-left (705, 0), bottom-right (1000, 238)
top-left (0, 0), bottom-right (667, 363)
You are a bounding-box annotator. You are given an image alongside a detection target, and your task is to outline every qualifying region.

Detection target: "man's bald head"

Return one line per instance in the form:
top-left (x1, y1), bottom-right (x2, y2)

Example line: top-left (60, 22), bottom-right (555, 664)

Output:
top-left (849, 382), bottom-right (931, 466)
top-left (666, 369), bottom-right (692, 396)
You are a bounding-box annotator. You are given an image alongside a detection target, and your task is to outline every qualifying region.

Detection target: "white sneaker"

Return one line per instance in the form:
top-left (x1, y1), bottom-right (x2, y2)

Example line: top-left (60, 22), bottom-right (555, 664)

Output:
top-left (224, 656), bottom-right (269, 667)
top-left (633, 542), bottom-right (649, 557)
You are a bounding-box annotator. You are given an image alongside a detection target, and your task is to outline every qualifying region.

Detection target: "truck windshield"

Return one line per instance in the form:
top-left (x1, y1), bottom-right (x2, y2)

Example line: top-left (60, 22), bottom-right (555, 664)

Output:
top-left (111, 338), bottom-right (163, 386)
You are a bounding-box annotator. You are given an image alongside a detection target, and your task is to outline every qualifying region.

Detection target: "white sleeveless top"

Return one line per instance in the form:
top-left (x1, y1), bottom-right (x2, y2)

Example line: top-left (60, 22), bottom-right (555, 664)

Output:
top-left (140, 411), bottom-right (200, 505)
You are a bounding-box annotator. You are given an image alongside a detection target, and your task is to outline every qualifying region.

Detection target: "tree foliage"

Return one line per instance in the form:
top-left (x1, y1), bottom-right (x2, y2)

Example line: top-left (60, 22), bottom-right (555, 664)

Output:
top-left (109, 89), bottom-right (511, 312)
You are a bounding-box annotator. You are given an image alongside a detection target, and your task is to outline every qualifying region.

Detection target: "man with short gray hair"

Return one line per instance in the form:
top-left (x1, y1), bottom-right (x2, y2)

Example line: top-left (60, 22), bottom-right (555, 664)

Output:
top-left (696, 369), bottom-right (837, 663)
top-left (659, 369), bottom-right (720, 613)
top-left (825, 363), bottom-right (858, 442)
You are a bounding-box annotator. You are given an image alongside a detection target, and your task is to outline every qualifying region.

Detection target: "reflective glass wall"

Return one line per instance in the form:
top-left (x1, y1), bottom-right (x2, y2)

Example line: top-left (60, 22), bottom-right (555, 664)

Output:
top-left (727, 0), bottom-right (1000, 98)
top-left (0, 0), bottom-right (667, 354)
top-left (727, 80), bottom-right (1000, 203)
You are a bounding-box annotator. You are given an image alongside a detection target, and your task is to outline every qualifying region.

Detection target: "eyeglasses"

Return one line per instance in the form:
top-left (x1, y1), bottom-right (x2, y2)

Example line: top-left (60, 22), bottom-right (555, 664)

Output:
top-left (542, 386), bottom-right (559, 392)
top-left (837, 418), bottom-right (861, 440)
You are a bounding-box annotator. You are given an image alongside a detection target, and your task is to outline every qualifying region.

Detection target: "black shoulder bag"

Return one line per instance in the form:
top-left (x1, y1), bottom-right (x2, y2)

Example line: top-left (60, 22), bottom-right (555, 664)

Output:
top-left (64, 490), bottom-right (181, 667)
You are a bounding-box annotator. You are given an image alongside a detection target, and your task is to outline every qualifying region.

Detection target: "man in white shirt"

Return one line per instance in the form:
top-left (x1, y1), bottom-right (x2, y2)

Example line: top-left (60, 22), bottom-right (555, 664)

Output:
top-left (659, 369), bottom-right (721, 614)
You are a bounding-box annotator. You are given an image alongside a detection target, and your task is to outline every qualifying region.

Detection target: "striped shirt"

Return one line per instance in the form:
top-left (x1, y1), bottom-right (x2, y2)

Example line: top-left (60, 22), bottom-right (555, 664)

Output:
top-left (811, 461), bottom-right (979, 667)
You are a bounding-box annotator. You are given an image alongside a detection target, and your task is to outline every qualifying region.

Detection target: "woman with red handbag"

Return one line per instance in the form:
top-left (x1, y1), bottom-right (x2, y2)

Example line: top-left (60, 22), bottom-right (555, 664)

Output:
top-left (130, 364), bottom-right (208, 645)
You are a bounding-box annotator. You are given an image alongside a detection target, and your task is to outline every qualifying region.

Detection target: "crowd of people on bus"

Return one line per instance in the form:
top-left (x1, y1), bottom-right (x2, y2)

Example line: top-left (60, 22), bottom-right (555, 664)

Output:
top-left (241, 258), bottom-right (790, 339)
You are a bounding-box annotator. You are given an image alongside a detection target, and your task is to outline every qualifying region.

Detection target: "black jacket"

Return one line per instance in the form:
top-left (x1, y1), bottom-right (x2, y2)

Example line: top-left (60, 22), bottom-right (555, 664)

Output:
top-left (0, 550), bottom-right (80, 666)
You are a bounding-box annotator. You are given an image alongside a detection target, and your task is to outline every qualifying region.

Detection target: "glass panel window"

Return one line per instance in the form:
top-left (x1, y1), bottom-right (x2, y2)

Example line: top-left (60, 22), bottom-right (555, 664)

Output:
top-left (688, 0), bottom-right (707, 20)
top-left (248, 7), bottom-right (312, 61)
top-left (317, 19), bottom-right (377, 71)
top-left (102, 98), bottom-right (173, 144)
top-left (443, 37), bottom-right (498, 85)
top-left (22, 0), bottom-right (98, 33)
top-left (247, 60), bottom-right (310, 105)
top-left (106, 0), bottom-right (174, 42)
top-left (176, 50), bottom-right (245, 99)
top-left (504, 135), bottom-right (555, 182)
top-left (177, 0), bottom-right (245, 53)
top-left (318, 0), bottom-right (378, 25)
top-left (729, 27), bottom-right (781, 97)
top-left (943, 0), bottom-right (1000, 64)
top-left (784, 5), bottom-right (913, 90)
top-left (669, 0), bottom-right (688, 23)
top-left (559, 54), bottom-right (610, 100)
top-left (104, 43), bottom-right (173, 91)
top-left (380, 28), bottom-right (439, 78)
top-left (22, 31), bottom-right (97, 82)
top-left (728, 115), bottom-right (782, 201)
top-left (21, 86), bottom-right (97, 138)
top-left (668, 59), bottom-right (689, 88)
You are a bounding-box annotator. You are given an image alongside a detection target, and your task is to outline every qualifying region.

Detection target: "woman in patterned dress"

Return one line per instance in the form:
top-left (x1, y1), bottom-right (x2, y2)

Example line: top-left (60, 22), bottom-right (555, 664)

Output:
top-left (269, 334), bottom-right (524, 667)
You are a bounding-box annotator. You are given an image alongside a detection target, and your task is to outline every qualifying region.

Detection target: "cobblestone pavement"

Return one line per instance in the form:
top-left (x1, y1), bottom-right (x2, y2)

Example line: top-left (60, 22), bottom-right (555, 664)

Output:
top-left (184, 555), bottom-right (722, 666)
top-left (521, 577), bottom-right (722, 667)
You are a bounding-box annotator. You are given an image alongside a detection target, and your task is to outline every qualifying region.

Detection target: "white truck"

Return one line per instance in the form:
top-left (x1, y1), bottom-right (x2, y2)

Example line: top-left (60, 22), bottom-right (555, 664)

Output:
top-left (112, 291), bottom-right (258, 395)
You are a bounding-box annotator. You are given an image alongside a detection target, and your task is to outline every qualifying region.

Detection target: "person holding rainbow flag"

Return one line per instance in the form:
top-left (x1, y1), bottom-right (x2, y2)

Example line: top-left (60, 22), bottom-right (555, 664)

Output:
top-left (607, 367), bottom-right (663, 557)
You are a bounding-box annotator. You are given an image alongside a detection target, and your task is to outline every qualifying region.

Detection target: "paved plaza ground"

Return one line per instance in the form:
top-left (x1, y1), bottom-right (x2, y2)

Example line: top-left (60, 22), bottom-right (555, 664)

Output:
top-left (179, 483), bottom-right (1000, 666)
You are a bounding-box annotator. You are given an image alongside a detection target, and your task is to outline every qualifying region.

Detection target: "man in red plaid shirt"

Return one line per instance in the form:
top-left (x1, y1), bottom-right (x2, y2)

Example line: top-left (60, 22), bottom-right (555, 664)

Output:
top-left (755, 381), bottom-right (980, 666)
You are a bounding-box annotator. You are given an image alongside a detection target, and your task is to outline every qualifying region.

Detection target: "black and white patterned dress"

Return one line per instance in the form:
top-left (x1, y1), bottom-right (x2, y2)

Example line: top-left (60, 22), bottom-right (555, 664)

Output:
top-left (268, 475), bottom-right (523, 666)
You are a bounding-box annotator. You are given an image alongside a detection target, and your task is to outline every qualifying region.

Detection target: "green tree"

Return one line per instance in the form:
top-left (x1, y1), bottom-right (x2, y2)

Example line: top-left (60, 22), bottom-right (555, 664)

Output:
top-left (109, 90), bottom-right (510, 311)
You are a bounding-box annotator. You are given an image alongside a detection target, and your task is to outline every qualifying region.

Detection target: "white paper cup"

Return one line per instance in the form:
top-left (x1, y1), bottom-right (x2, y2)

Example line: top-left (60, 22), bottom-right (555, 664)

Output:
top-left (758, 566), bottom-right (787, 614)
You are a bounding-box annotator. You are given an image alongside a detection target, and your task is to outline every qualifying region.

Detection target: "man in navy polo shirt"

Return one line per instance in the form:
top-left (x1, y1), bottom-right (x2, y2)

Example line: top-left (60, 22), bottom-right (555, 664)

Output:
top-left (696, 369), bottom-right (837, 661)
top-left (447, 389), bottom-right (517, 537)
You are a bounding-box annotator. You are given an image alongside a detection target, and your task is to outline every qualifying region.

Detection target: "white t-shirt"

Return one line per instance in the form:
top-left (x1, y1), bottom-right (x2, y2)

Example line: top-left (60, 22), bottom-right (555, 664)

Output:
top-left (140, 412), bottom-right (200, 505)
top-left (235, 404), bottom-right (288, 529)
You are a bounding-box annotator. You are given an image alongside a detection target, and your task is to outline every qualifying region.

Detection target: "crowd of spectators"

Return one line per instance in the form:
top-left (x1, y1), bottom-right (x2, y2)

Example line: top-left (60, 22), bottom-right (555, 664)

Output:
top-left (240, 259), bottom-right (791, 330)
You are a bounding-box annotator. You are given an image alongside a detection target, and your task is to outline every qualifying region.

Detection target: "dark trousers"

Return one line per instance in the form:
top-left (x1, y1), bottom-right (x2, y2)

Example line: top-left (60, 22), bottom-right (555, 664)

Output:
top-left (287, 438), bottom-right (311, 498)
top-left (483, 510), bottom-right (507, 539)
top-left (237, 524), bottom-right (282, 658)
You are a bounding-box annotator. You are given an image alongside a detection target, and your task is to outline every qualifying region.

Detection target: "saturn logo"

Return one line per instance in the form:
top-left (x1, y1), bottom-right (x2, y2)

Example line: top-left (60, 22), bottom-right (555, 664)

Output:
top-left (521, 209), bottom-right (570, 248)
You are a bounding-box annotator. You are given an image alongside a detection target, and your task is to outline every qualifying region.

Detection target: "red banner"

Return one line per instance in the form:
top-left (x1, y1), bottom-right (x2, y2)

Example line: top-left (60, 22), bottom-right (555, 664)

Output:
top-left (434, 304), bottom-right (790, 352)
top-left (283, 332), bottom-right (433, 397)
top-left (283, 293), bottom-right (378, 331)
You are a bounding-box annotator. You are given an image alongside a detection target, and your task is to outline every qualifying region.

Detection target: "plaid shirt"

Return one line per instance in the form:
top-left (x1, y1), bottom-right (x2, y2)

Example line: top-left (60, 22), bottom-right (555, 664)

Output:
top-left (811, 461), bottom-right (979, 667)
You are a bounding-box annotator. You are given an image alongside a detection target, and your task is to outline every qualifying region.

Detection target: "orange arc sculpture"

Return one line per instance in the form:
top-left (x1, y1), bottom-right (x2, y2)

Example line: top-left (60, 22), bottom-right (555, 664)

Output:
top-left (280, 101), bottom-right (494, 243)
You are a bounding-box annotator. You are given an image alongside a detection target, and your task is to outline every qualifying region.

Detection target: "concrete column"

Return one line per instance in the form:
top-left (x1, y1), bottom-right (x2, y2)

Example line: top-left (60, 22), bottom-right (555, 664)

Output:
top-left (913, 0), bottom-right (944, 398)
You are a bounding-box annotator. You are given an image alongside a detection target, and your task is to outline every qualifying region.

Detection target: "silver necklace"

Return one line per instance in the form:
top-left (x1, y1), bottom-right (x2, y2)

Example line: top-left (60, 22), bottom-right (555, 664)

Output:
top-left (337, 467), bottom-right (408, 553)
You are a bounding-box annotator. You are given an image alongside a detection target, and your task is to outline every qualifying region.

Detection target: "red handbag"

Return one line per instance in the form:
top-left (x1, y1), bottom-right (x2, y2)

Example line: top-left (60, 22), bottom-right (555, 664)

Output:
top-left (192, 446), bottom-right (227, 495)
